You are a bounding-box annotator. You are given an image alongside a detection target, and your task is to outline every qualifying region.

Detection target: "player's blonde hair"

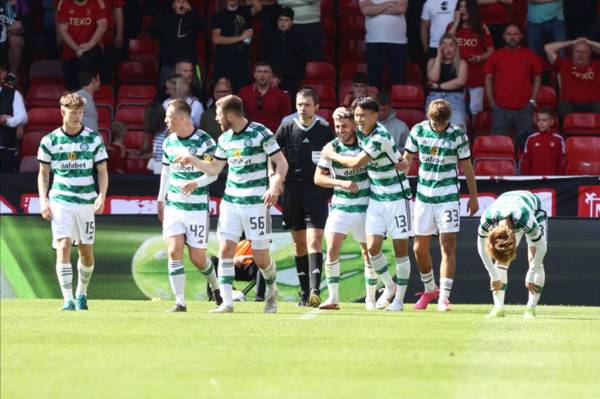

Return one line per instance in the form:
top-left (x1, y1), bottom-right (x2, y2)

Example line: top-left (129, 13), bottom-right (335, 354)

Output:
top-left (332, 107), bottom-right (353, 122)
top-left (60, 92), bottom-right (86, 109)
top-left (486, 225), bottom-right (517, 264)
top-left (427, 99), bottom-right (452, 125)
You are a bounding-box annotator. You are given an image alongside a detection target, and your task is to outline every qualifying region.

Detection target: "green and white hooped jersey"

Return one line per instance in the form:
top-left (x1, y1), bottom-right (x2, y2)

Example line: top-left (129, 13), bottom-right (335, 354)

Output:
top-left (37, 126), bottom-right (108, 205)
top-left (478, 190), bottom-right (546, 241)
top-left (214, 121), bottom-right (281, 206)
top-left (357, 123), bottom-right (411, 202)
top-left (318, 138), bottom-right (370, 213)
top-left (405, 121), bottom-right (470, 204)
top-left (162, 130), bottom-right (216, 211)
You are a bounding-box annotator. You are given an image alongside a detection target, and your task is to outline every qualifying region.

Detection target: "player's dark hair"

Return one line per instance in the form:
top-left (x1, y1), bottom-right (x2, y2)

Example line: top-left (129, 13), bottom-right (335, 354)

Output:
top-left (278, 6), bottom-right (294, 20)
top-left (296, 86), bottom-right (319, 105)
top-left (167, 98), bottom-right (192, 117)
top-left (216, 94), bottom-right (244, 116)
top-left (78, 69), bottom-right (99, 87)
top-left (427, 99), bottom-right (452, 124)
top-left (353, 96), bottom-right (379, 113)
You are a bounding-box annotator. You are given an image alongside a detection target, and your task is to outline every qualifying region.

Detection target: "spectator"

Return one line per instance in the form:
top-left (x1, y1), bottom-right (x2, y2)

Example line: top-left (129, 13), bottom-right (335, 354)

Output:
top-left (360, 0), bottom-right (409, 88)
top-left (57, 0), bottom-right (107, 91)
top-left (527, 0), bottom-right (566, 57)
top-left (210, 0), bottom-right (262, 92)
top-left (544, 37), bottom-right (600, 123)
top-left (200, 77), bottom-right (233, 141)
top-left (144, 102), bottom-right (167, 175)
top-left (263, 6), bottom-right (305, 99)
top-left (421, 0), bottom-right (459, 59)
top-left (175, 59), bottom-right (204, 104)
top-left (426, 34), bottom-right (468, 131)
top-left (0, 0), bottom-right (30, 81)
top-left (484, 24), bottom-right (541, 149)
top-left (0, 61), bottom-right (26, 172)
top-left (100, 0), bottom-right (125, 84)
top-left (341, 73), bottom-right (370, 107)
top-left (41, 0), bottom-right (59, 58)
top-left (275, 87), bottom-right (333, 306)
top-left (75, 70), bottom-right (101, 132)
top-left (162, 74), bottom-right (204, 128)
top-left (238, 61), bottom-right (292, 133)
top-left (376, 91), bottom-right (409, 151)
top-left (448, 0), bottom-right (494, 116)
top-left (278, 0), bottom-right (322, 61)
top-left (108, 121), bottom-right (127, 174)
top-left (521, 109), bottom-right (566, 175)
top-left (477, 0), bottom-right (512, 49)
top-left (149, 0), bottom-right (203, 91)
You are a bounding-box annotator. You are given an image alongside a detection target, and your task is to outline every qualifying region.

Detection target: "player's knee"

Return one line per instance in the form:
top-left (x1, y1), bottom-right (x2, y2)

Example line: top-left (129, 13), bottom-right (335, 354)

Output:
top-left (413, 241), bottom-right (427, 258)
top-left (440, 241), bottom-right (456, 257)
top-left (190, 253), bottom-right (206, 270)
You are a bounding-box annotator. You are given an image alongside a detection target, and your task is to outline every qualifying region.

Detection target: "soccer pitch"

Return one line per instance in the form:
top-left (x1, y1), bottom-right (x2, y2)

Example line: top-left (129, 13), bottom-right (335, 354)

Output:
top-left (1, 300), bottom-right (599, 399)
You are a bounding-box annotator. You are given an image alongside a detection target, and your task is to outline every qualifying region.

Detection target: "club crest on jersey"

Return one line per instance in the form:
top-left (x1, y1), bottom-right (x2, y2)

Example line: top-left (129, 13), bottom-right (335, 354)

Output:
top-left (203, 154), bottom-right (213, 161)
top-left (244, 139), bottom-right (252, 147)
top-left (80, 143), bottom-right (89, 151)
top-left (188, 146), bottom-right (198, 155)
top-left (68, 151), bottom-right (77, 161)
top-left (232, 149), bottom-right (242, 157)
top-left (430, 147), bottom-right (440, 156)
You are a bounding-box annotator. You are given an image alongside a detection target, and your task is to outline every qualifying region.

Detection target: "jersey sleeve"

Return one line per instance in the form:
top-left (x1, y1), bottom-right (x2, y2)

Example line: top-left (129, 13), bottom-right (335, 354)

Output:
top-left (37, 135), bottom-right (52, 164)
top-left (199, 135), bottom-right (217, 160)
top-left (161, 138), bottom-right (170, 165)
top-left (214, 135), bottom-right (227, 160)
top-left (93, 134), bottom-right (109, 163)
top-left (477, 211), bottom-right (492, 238)
top-left (456, 129), bottom-right (471, 160)
top-left (405, 126), bottom-right (419, 153)
top-left (318, 140), bottom-right (334, 169)
top-left (261, 128), bottom-right (281, 156)
top-left (362, 133), bottom-right (384, 160)
top-left (421, 1), bottom-right (432, 20)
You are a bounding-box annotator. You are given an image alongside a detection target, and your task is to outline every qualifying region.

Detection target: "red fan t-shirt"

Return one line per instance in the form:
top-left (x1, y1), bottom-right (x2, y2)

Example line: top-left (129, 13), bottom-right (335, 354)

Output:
top-left (479, 3), bottom-right (511, 25)
top-left (553, 57), bottom-right (600, 103)
top-left (56, 0), bottom-right (108, 60)
top-left (453, 26), bottom-right (494, 87)
top-left (484, 46), bottom-right (542, 110)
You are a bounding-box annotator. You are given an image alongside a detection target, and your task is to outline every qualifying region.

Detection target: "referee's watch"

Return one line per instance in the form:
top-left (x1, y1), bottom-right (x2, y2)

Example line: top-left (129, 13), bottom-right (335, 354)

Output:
top-left (529, 98), bottom-right (537, 106)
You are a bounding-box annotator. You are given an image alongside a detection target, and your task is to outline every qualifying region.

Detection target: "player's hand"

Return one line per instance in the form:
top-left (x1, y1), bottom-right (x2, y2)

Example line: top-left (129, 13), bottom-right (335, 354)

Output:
top-left (40, 199), bottom-right (52, 221)
top-left (174, 154), bottom-right (195, 166)
top-left (395, 159), bottom-right (409, 173)
top-left (321, 144), bottom-right (335, 160)
top-left (467, 195), bottom-right (479, 216)
top-left (157, 201), bottom-right (164, 222)
top-left (340, 180), bottom-right (359, 193)
top-left (526, 282), bottom-right (541, 294)
top-left (490, 279), bottom-right (503, 291)
top-left (94, 194), bottom-right (105, 214)
top-left (180, 181), bottom-right (198, 197)
top-left (262, 185), bottom-right (280, 208)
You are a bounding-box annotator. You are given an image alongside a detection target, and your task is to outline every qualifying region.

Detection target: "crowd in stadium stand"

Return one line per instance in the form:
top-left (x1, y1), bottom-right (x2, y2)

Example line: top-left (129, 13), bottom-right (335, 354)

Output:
top-left (1, 0), bottom-right (599, 176)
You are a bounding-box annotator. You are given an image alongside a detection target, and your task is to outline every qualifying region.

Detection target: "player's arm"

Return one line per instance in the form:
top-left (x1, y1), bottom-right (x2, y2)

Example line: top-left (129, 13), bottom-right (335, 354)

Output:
top-left (314, 167), bottom-right (358, 192)
top-left (174, 155), bottom-right (226, 175)
top-left (459, 158), bottom-right (479, 216)
top-left (37, 162), bottom-right (52, 221)
top-left (94, 161), bottom-right (108, 214)
top-left (322, 143), bottom-right (370, 168)
top-left (477, 234), bottom-right (502, 290)
top-left (264, 151), bottom-right (288, 207)
top-left (180, 172), bottom-right (219, 197)
top-left (157, 163), bottom-right (170, 222)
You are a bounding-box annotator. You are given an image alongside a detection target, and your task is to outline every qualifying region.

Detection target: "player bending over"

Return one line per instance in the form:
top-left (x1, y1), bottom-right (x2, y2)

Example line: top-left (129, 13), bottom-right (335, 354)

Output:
top-left (477, 190), bottom-right (548, 318)
top-left (37, 93), bottom-right (109, 311)
top-left (315, 107), bottom-right (375, 310)
top-left (321, 97), bottom-right (412, 312)
top-left (157, 99), bottom-right (222, 312)
top-left (175, 95), bottom-right (288, 313)
top-left (402, 99), bottom-right (479, 311)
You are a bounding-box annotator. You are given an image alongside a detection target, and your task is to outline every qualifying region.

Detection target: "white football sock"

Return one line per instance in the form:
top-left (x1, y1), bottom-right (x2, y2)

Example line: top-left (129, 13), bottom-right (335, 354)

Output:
top-left (199, 256), bottom-right (219, 292)
top-left (420, 270), bottom-right (436, 293)
top-left (526, 267), bottom-right (545, 308)
top-left (370, 252), bottom-right (395, 291)
top-left (394, 256), bottom-right (410, 303)
top-left (260, 259), bottom-right (277, 297)
top-left (75, 260), bottom-right (94, 297)
top-left (56, 262), bottom-right (73, 301)
top-left (494, 264), bottom-right (508, 308)
top-left (168, 260), bottom-right (186, 306)
top-left (364, 263), bottom-right (377, 303)
top-left (218, 258), bottom-right (235, 306)
top-left (325, 259), bottom-right (340, 303)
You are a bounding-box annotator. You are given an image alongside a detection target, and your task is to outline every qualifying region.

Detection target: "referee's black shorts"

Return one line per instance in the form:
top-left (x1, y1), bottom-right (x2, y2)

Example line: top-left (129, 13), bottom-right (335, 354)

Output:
top-left (281, 182), bottom-right (329, 231)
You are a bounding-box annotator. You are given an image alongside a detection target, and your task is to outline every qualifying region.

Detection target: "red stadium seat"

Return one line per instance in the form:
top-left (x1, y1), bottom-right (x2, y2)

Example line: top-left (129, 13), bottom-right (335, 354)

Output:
top-left (128, 37), bottom-right (159, 62)
top-left (126, 158), bottom-right (152, 174)
top-left (28, 59), bottom-right (63, 85)
top-left (473, 111), bottom-right (492, 135)
top-left (123, 130), bottom-right (151, 151)
top-left (99, 129), bottom-right (110, 145)
top-left (116, 84), bottom-right (156, 109)
top-left (566, 136), bottom-right (600, 175)
top-left (316, 108), bottom-right (334, 126)
top-left (394, 109), bottom-right (426, 129)
top-left (472, 135), bottom-right (515, 161)
top-left (390, 85), bottom-right (424, 110)
top-left (95, 85), bottom-right (115, 115)
top-left (536, 85), bottom-right (557, 110)
top-left (405, 62), bottom-right (423, 85)
top-left (118, 61), bottom-right (158, 84)
top-left (474, 159), bottom-right (516, 176)
top-left (20, 131), bottom-right (46, 158)
top-left (339, 15), bottom-right (365, 39)
top-left (340, 62), bottom-right (367, 83)
top-left (25, 107), bottom-right (62, 133)
top-left (301, 83), bottom-right (337, 108)
top-left (115, 105), bottom-right (146, 130)
top-left (562, 113), bottom-right (600, 137)
top-left (19, 155), bottom-right (39, 173)
top-left (26, 83), bottom-right (65, 107)
top-left (339, 39), bottom-right (366, 63)
top-left (304, 62), bottom-right (336, 87)
top-left (322, 16), bottom-right (337, 38)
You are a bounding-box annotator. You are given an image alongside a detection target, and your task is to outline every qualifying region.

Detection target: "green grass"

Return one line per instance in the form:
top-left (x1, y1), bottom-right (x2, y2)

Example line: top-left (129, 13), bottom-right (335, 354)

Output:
top-left (2, 300), bottom-right (599, 399)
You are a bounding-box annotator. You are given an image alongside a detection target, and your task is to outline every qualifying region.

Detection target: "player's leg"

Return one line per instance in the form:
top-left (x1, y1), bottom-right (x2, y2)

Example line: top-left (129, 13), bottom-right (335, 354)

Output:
top-left (366, 201), bottom-right (396, 307)
top-left (486, 262), bottom-right (509, 318)
top-left (412, 199), bottom-right (440, 309)
top-left (55, 237), bottom-right (75, 310)
top-left (438, 233), bottom-right (457, 311)
top-left (524, 220), bottom-right (547, 318)
top-left (291, 229), bottom-right (310, 306)
top-left (75, 244), bottom-right (94, 310)
top-left (360, 243), bottom-right (378, 310)
top-left (189, 247), bottom-right (221, 306)
top-left (387, 238), bottom-right (410, 311)
top-left (320, 231), bottom-right (344, 309)
top-left (384, 199), bottom-right (412, 311)
top-left (166, 235), bottom-right (187, 312)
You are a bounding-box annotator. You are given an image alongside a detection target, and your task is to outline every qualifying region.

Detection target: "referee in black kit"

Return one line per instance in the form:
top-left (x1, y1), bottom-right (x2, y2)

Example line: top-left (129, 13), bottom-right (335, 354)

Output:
top-left (275, 87), bottom-right (333, 307)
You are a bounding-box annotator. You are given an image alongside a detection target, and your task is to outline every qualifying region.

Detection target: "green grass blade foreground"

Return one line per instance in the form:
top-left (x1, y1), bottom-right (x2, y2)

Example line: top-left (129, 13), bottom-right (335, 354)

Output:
top-left (1, 300), bottom-right (599, 399)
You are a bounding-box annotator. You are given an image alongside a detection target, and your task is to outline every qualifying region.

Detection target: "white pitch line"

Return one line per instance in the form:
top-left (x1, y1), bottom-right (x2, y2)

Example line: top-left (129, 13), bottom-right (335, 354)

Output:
top-left (299, 308), bottom-right (322, 320)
